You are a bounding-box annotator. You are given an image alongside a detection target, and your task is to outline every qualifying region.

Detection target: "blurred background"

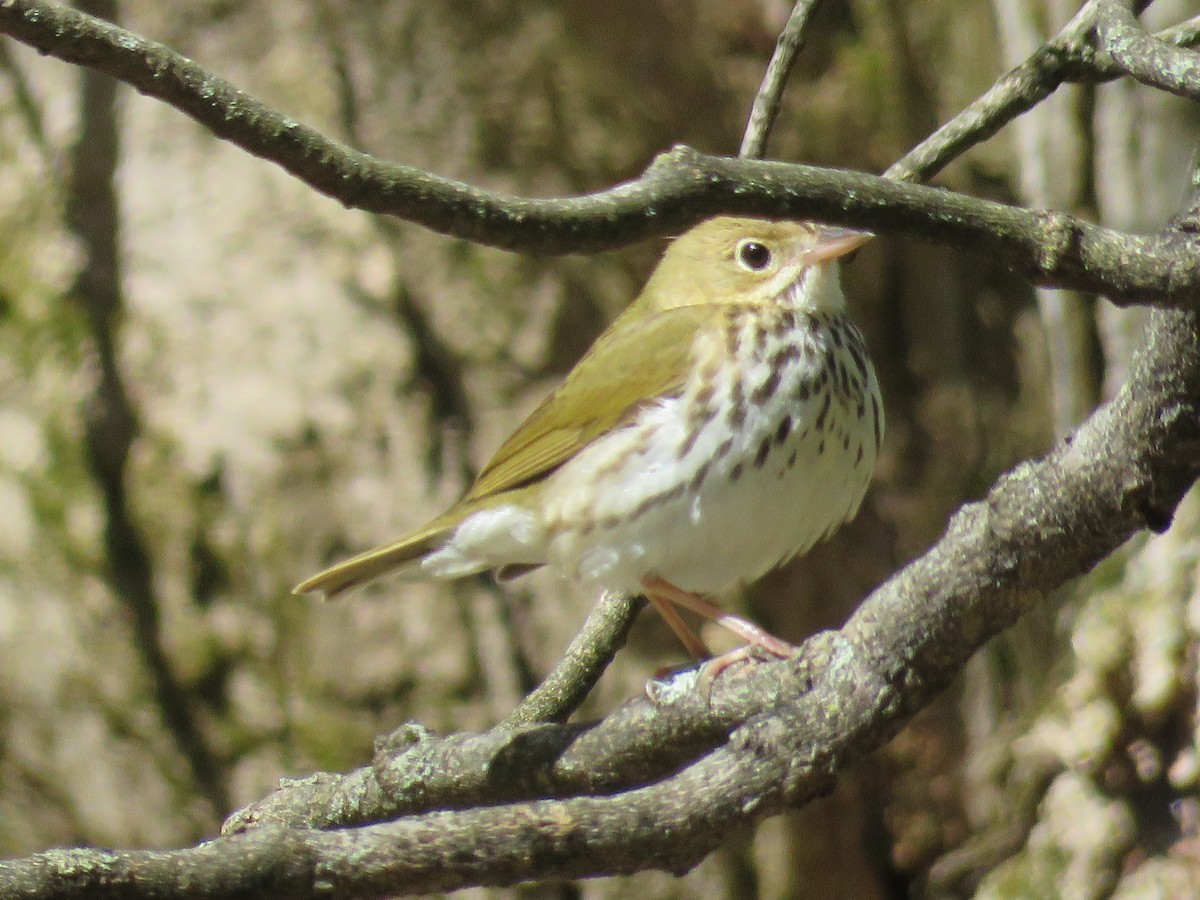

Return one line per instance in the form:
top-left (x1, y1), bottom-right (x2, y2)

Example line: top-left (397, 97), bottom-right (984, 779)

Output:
top-left (1, 0), bottom-right (1199, 896)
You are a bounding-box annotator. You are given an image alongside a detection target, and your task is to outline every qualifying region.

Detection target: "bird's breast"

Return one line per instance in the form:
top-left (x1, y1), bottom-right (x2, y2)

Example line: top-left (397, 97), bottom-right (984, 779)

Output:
top-left (542, 305), bottom-right (882, 596)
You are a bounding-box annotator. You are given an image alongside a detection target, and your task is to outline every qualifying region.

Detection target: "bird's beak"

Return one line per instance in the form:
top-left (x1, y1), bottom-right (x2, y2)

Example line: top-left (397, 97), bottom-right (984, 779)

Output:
top-left (804, 227), bottom-right (874, 264)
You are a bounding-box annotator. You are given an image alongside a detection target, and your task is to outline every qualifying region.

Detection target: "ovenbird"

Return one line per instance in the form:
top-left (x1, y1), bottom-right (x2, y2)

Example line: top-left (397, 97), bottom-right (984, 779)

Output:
top-left (295, 217), bottom-right (883, 663)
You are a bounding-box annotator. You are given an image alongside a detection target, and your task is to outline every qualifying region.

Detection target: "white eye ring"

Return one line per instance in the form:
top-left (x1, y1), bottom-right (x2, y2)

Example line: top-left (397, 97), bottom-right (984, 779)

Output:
top-left (736, 239), bottom-right (773, 272)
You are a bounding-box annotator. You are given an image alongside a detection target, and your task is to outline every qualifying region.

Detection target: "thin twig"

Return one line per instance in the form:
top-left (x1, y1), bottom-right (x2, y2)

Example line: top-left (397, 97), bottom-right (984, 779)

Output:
top-left (0, 36), bottom-right (53, 165)
top-left (502, 592), bottom-right (645, 727)
top-left (887, 0), bottom-right (1101, 183)
top-left (886, 2), bottom-right (1200, 186)
top-left (1159, 15), bottom-right (1200, 49)
top-left (739, 0), bottom-right (827, 160)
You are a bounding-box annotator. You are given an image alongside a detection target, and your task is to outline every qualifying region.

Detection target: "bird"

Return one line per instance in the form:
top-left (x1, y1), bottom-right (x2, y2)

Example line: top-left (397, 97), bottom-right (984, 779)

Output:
top-left (295, 216), bottom-right (883, 667)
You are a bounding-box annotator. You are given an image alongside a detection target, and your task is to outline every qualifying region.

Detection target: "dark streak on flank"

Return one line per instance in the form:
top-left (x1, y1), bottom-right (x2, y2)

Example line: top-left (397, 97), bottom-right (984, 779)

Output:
top-left (754, 435), bottom-right (771, 468)
top-left (835, 360), bottom-right (849, 396)
top-left (774, 416), bottom-right (792, 445)
top-left (751, 367), bottom-right (782, 405)
top-left (769, 342), bottom-right (802, 374)
top-left (753, 320), bottom-right (769, 360)
top-left (815, 392), bottom-right (832, 431)
top-left (629, 482), bottom-right (686, 521)
top-left (847, 340), bottom-right (868, 382)
top-left (725, 313), bottom-right (740, 357)
top-left (728, 379), bottom-right (747, 429)
top-left (871, 395), bottom-right (882, 451)
top-left (677, 426), bottom-right (702, 460)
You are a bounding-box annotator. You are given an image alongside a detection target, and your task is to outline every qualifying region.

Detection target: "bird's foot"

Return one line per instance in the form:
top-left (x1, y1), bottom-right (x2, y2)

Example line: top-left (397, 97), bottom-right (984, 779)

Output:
top-left (699, 638), bottom-right (794, 688)
top-left (640, 574), bottom-right (794, 687)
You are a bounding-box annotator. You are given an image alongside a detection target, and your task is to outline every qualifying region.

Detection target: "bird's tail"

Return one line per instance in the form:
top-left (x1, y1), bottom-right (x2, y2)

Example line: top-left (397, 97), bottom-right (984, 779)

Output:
top-left (292, 519), bottom-right (453, 599)
top-left (293, 486), bottom-right (547, 599)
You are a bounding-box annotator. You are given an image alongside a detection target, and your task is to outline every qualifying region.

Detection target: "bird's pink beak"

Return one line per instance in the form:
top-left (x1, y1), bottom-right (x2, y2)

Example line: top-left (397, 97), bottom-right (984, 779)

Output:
top-left (804, 226), bottom-right (874, 264)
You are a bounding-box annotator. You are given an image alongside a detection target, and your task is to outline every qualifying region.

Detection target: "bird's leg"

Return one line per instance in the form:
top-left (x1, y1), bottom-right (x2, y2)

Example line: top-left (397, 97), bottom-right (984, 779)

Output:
top-left (641, 575), bottom-right (794, 659)
top-left (642, 582), bottom-right (711, 659)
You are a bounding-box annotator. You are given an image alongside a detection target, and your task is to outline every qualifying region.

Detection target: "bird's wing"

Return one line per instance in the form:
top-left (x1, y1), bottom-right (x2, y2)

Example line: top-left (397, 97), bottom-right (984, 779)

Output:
top-left (464, 303), bottom-right (712, 501)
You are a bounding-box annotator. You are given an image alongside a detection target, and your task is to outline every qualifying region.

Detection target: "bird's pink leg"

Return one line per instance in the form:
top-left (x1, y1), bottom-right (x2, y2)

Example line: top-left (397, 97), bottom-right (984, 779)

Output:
top-left (642, 584), bottom-right (711, 659)
top-left (642, 575), bottom-right (794, 659)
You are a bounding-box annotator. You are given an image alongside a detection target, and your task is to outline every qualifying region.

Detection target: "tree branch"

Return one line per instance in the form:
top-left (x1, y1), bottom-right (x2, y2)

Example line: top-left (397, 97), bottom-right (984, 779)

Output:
top-left (886, 0), bottom-right (1097, 183)
top-left (886, 1), bottom-right (1200, 185)
top-left (1, 0), bottom-right (1199, 306)
top-left (5, 298), bottom-right (1200, 895)
top-left (1095, 0), bottom-right (1200, 100)
top-left (502, 591), bottom-right (645, 727)
top-left (738, 0), bottom-right (826, 160)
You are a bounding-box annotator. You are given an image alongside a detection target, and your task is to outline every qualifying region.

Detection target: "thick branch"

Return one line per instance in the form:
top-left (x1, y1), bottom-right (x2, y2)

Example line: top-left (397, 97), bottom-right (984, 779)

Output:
top-left (230, 300), bottom-right (1200, 841)
top-left (2, 0), bottom-right (1199, 305)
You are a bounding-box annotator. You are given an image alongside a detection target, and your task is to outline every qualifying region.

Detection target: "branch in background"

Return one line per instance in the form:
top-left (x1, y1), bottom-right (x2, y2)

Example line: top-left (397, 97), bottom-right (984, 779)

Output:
top-left (493, 0), bottom-right (1190, 716)
top-left (65, 0), bottom-right (228, 820)
top-left (2, 0), bottom-right (1199, 304)
top-left (884, 0), bottom-right (1101, 184)
top-left (314, 3), bottom-right (543, 710)
top-left (1159, 15), bottom-right (1200, 49)
top-left (991, 0), bottom-right (1103, 439)
top-left (0, 35), bottom-right (52, 164)
top-left (884, 0), bottom-right (1200, 185)
top-left (1096, 0), bottom-right (1200, 100)
top-left (738, 0), bottom-right (826, 159)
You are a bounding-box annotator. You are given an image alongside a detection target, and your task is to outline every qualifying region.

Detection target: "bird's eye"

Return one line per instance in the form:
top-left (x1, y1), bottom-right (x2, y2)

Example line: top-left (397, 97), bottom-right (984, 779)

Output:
top-left (736, 239), bottom-right (772, 271)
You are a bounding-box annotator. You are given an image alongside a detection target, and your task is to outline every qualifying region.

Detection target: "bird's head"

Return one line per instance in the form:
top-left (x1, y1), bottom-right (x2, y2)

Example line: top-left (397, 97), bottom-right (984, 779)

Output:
top-left (642, 216), bottom-right (872, 313)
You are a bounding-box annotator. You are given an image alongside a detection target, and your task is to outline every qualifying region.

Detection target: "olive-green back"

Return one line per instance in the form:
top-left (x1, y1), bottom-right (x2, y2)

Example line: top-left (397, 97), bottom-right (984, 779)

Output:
top-left (464, 302), bottom-right (710, 500)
